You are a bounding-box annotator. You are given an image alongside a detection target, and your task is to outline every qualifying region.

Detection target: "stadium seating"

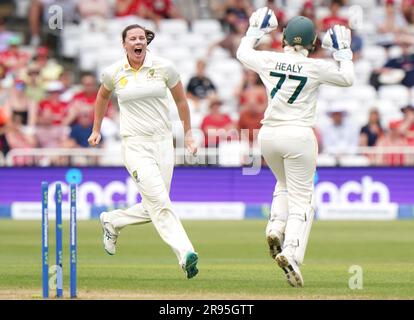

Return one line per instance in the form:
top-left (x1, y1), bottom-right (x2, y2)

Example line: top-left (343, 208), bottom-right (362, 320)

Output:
top-left (3, 1), bottom-right (414, 167)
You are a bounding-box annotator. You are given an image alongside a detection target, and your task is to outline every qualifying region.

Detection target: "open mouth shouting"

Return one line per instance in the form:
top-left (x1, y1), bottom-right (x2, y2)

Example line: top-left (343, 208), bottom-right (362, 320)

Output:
top-left (134, 47), bottom-right (143, 57)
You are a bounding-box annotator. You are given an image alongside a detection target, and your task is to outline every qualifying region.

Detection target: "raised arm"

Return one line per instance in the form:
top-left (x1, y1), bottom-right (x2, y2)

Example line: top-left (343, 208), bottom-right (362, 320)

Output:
top-left (319, 25), bottom-right (354, 87)
top-left (88, 84), bottom-right (112, 147)
top-left (236, 7), bottom-right (278, 71)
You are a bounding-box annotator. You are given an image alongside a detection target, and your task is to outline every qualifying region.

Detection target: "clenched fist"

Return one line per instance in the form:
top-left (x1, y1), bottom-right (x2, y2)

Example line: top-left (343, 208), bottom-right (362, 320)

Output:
top-left (88, 131), bottom-right (101, 147)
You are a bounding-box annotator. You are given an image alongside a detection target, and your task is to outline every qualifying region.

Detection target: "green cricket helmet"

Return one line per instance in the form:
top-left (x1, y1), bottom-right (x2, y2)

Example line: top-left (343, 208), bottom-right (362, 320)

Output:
top-left (283, 16), bottom-right (317, 50)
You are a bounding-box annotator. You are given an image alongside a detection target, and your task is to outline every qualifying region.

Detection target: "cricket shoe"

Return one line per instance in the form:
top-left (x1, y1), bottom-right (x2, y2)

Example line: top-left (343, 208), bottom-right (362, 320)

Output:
top-left (99, 212), bottom-right (119, 255)
top-left (275, 252), bottom-right (304, 287)
top-left (266, 232), bottom-right (283, 259)
top-left (182, 251), bottom-right (199, 279)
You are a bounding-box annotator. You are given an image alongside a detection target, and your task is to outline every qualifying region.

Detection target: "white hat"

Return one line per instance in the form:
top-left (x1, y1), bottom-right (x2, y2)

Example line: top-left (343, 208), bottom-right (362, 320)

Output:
top-left (45, 81), bottom-right (64, 92)
top-left (327, 103), bottom-right (347, 115)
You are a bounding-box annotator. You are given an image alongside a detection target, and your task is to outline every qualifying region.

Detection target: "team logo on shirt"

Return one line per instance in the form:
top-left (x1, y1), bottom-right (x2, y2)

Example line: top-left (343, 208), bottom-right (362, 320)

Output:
top-left (147, 68), bottom-right (155, 78)
top-left (132, 170), bottom-right (140, 183)
top-left (119, 77), bottom-right (128, 88)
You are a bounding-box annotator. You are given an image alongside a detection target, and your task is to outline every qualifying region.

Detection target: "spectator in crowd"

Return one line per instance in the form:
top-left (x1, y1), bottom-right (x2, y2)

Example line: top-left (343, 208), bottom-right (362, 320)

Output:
top-left (376, 120), bottom-right (409, 166)
top-left (207, 19), bottom-right (248, 58)
top-left (359, 108), bottom-right (383, 147)
top-left (376, 0), bottom-right (407, 46)
top-left (0, 107), bottom-right (9, 156)
top-left (64, 72), bottom-right (98, 127)
top-left (238, 90), bottom-right (265, 145)
top-left (35, 81), bottom-right (69, 149)
top-left (58, 70), bottom-right (77, 102)
top-left (100, 103), bottom-right (120, 145)
top-left (396, 104), bottom-right (414, 144)
top-left (0, 62), bottom-right (8, 106)
top-left (63, 109), bottom-right (94, 148)
top-left (29, 0), bottom-right (79, 47)
top-left (139, 0), bottom-right (183, 25)
top-left (350, 30), bottom-right (363, 61)
top-left (115, 0), bottom-right (140, 17)
top-left (0, 60), bottom-right (6, 80)
top-left (0, 17), bottom-right (15, 53)
top-left (4, 112), bottom-right (37, 166)
top-left (24, 63), bottom-right (45, 103)
top-left (299, 1), bottom-right (317, 27)
top-left (319, 104), bottom-right (359, 155)
top-left (0, 36), bottom-right (30, 74)
top-left (235, 69), bottom-right (266, 108)
top-left (115, 0), bottom-right (141, 17)
top-left (265, 0), bottom-right (286, 31)
top-left (77, 0), bottom-right (111, 19)
top-left (3, 79), bottom-right (38, 127)
top-left (406, 4), bottom-right (414, 35)
top-left (320, 0), bottom-right (348, 31)
top-left (223, 0), bottom-right (253, 33)
top-left (186, 59), bottom-right (216, 107)
top-left (373, 34), bottom-right (414, 88)
top-left (32, 46), bottom-right (64, 83)
top-left (200, 97), bottom-right (236, 147)
top-left (401, 0), bottom-right (414, 24)
top-left (207, 0), bottom-right (227, 22)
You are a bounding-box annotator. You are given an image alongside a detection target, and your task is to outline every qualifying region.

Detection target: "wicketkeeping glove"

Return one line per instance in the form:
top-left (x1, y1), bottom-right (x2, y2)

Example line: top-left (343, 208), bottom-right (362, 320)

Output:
top-left (246, 7), bottom-right (278, 39)
top-left (322, 25), bottom-right (353, 61)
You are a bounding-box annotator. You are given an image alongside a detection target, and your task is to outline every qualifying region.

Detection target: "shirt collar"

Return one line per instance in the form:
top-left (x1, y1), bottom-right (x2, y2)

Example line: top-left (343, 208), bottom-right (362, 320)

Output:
top-left (123, 51), bottom-right (153, 71)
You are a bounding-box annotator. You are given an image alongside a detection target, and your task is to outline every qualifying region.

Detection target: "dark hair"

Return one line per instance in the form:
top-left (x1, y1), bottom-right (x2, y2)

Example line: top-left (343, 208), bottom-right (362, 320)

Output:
top-left (80, 71), bottom-right (96, 79)
top-left (331, 0), bottom-right (343, 7)
top-left (122, 24), bottom-right (155, 45)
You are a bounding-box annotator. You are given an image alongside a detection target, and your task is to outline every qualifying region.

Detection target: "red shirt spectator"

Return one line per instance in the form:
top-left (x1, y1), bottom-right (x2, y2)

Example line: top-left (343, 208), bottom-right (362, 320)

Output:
top-left (0, 37), bottom-right (30, 73)
top-left (5, 112), bottom-right (37, 166)
top-left (238, 87), bottom-right (266, 143)
top-left (38, 81), bottom-right (68, 125)
top-left (201, 98), bottom-right (235, 147)
top-left (377, 121), bottom-right (409, 166)
top-left (140, 0), bottom-right (182, 22)
top-left (38, 100), bottom-right (68, 125)
top-left (322, 16), bottom-right (348, 31)
top-left (64, 72), bottom-right (111, 127)
top-left (70, 91), bottom-right (96, 124)
top-left (238, 110), bottom-right (263, 144)
top-left (395, 119), bottom-right (414, 143)
top-left (115, 0), bottom-right (142, 17)
top-left (142, 0), bottom-right (171, 17)
top-left (321, 0), bottom-right (348, 31)
top-left (395, 105), bottom-right (414, 144)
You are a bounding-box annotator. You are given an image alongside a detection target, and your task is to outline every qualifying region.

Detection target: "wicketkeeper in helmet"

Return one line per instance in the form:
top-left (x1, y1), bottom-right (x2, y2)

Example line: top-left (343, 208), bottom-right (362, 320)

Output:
top-left (237, 7), bottom-right (354, 287)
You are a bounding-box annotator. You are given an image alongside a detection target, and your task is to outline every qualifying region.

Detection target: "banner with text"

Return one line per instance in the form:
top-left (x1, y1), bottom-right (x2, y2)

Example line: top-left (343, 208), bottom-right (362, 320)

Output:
top-left (0, 167), bottom-right (412, 220)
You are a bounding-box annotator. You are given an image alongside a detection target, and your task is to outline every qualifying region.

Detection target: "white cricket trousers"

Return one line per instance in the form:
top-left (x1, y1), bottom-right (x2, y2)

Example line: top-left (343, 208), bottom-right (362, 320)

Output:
top-left (105, 133), bottom-right (194, 265)
top-left (258, 125), bottom-right (317, 265)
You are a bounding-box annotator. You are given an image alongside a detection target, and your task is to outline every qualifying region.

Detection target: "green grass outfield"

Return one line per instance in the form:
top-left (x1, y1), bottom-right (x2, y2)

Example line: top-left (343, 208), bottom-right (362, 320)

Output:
top-left (0, 220), bottom-right (413, 299)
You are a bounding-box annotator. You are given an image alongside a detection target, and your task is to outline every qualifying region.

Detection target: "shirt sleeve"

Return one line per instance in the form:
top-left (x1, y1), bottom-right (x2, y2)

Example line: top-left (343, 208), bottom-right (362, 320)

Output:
top-left (236, 36), bottom-right (269, 73)
top-left (316, 58), bottom-right (354, 87)
top-left (100, 66), bottom-right (115, 91)
top-left (164, 60), bottom-right (181, 89)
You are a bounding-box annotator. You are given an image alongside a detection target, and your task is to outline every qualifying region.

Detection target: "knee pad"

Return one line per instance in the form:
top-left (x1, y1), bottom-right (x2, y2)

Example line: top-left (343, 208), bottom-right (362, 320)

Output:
top-left (266, 189), bottom-right (289, 238)
top-left (283, 205), bottom-right (315, 265)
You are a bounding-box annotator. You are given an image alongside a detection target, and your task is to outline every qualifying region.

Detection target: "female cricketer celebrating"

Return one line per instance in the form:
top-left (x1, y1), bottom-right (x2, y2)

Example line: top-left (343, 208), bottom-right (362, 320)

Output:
top-left (88, 24), bottom-right (199, 279)
top-left (237, 8), bottom-right (354, 287)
